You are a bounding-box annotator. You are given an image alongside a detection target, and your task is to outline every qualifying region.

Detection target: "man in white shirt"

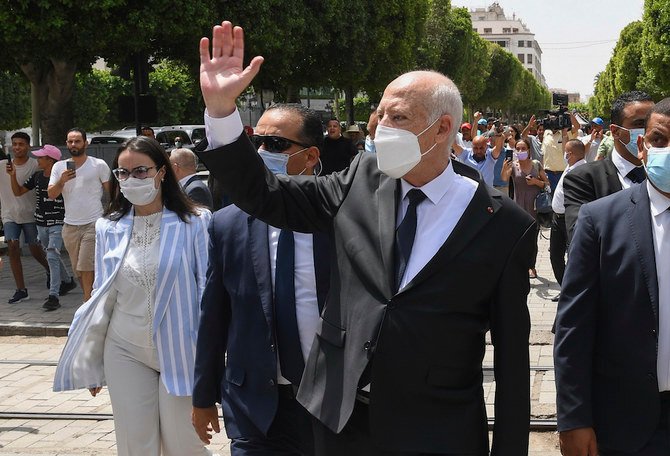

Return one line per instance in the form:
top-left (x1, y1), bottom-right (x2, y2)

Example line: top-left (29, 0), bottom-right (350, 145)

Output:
top-left (48, 128), bottom-right (110, 301)
top-left (0, 132), bottom-right (49, 303)
top-left (555, 97), bottom-right (670, 456)
top-left (192, 21), bottom-right (535, 456)
top-left (549, 138), bottom-right (586, 301)
top-left (580, 117), bottom-right (604, 162)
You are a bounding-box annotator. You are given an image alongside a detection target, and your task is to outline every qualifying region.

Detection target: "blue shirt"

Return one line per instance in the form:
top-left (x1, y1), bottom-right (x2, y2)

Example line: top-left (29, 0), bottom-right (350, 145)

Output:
top-left (457, 148), bottom-right (499, 186)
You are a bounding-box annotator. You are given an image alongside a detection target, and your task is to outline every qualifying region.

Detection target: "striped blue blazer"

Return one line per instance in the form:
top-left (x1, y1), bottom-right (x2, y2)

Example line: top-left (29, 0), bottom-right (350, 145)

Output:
top-left (53, 207), bottom-right (211, 396)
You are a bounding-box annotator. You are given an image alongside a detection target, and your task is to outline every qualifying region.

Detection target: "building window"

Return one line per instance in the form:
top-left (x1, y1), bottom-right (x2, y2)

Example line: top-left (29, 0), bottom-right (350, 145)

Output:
top-left (495, 41), bottom-right (506, 47)
top-left (527, 54), bottom-right (533, 63)
top-left (513, 28), bottom-right (519, 32)
top-left (518, 40), bottom-right (525, 47)
top-left (527, 40), bottom-right (533, 47)
top-left (483, 28), bottom-right (492, 34)
top-left (473, 28), bottom-right (477, 32)
top-left (479, 16), bottom-right (485, 20)
top-left (517, 54), bottom-right (525, 63)
top-left (503, 28), bottom-right (511, 33)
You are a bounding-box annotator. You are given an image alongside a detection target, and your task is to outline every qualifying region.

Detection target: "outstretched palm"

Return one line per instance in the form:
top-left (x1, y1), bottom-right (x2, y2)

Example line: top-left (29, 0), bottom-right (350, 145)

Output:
top-left (199, 21), bottom-right (264, 118)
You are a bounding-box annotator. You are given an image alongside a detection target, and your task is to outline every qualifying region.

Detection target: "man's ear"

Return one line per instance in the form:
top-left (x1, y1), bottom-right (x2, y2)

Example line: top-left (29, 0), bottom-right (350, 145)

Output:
top-left (434, 114), bottom-right (453, 144)
top-left (305, 146), bottom-right (320, 169)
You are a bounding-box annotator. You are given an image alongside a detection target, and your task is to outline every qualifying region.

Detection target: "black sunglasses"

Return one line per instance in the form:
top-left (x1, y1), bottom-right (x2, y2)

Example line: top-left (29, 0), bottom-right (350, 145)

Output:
top-left (250, 134), bottom-right (311, 152)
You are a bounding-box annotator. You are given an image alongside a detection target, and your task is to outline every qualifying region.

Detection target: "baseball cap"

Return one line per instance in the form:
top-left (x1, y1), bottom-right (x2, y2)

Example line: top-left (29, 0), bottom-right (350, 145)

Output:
top-left (591, 117), bottom-right (604, 126)
top-left (477, 118), bottom-right (488, 126)
top-left (460, 122), bottom-right (472, 130)
top-left (32, 144), bottom-right (61, 161)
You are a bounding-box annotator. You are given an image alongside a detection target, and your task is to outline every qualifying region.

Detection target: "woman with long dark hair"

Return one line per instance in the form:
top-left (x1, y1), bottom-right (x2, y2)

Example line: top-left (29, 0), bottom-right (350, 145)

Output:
top-left (54, 136), bottom-right (212, 455)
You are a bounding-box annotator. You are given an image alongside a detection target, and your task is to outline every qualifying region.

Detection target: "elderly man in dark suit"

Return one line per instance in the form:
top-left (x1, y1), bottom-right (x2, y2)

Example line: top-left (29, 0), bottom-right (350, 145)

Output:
top-left (563, 91), bottom-right (654, 242)
top-left (170, 147), bottom-right (213, 209)
top-left (555, 98), bottom-right (670, 455)
top-left (194, 21), bottom-right (536, 456)
top-left (191, 104), bottom-right (330, 455)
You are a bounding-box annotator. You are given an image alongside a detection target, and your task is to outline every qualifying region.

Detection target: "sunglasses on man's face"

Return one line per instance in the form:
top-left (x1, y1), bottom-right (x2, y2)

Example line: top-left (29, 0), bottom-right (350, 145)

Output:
top-left (250, 134), bottom-right (311, 152)
top-left (112, 165), bottom-right (159, 181)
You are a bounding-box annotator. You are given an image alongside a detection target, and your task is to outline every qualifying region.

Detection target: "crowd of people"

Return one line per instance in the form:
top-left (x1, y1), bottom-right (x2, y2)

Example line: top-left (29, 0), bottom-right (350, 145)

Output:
top-left (1, 19), bottom-right (667, 456)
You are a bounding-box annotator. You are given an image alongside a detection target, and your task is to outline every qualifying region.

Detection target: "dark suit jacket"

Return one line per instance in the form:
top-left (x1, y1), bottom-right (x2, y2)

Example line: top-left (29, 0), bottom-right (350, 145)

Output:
top-left (563, 155), bottom-right (623, 242)
top-left (554, 182), bottom-right (660, 453)
top-left (196, 134), bottom-right (536, 455)
top-left (184, 175), bottom-right (214, 209)
top-left (192, 204), bottom-right (330, 439)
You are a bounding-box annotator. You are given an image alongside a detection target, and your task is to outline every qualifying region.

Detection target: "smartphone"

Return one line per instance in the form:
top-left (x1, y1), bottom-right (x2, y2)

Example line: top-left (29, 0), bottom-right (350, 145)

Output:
top-left (505, 149), bottom-right (514, 161)
top-left (5, 151), bottom-right (12, 172)
top-left (66, 160), bottom-right (76, 177)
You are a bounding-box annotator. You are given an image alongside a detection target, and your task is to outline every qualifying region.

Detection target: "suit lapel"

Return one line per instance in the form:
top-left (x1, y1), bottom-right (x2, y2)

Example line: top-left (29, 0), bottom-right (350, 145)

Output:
top-left (377, 174), bottom-right (400, 297)
top-left (153, 209), bottom-right (184, 333)
top-left (313, 231), bottom-right (332, 313)
top-left (604, 156), bottom-right (623, 192)
top-left (248, 216), bottom-right (274, 331)
top-left (399, 181), bottom-right (499, 294)
top-left (627, 183), bottom-right (660, 327)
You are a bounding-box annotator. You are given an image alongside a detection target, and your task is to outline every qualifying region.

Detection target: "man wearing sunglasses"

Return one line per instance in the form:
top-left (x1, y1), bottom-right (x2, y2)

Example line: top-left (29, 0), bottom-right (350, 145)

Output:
top-left (192, 103), bottom-right (331, 455)
top-left (195, 22), bottom-right (535, 456)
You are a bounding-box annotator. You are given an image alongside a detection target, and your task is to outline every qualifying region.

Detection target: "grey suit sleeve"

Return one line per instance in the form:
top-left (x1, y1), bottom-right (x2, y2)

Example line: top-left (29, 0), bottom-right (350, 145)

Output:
top-left (554, 205), bottom-right (600, 431)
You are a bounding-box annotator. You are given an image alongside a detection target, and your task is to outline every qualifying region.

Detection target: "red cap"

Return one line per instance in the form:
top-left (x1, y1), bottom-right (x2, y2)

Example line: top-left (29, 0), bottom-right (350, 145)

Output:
top-left (461, 123), bottom-right (472, 130)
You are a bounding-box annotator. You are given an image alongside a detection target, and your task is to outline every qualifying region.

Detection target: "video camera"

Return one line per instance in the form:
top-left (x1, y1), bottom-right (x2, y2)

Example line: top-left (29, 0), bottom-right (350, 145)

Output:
top-left (537, 92), bottom-right (573, 131)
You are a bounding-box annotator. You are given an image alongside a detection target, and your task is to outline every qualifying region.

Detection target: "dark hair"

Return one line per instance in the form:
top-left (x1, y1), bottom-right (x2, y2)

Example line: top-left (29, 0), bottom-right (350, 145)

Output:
top-left (104, 136), bottom-right (199, 222)
top-left (511, 125), bottom-right (521, 140)
top-left (141, 126), bottom-right (154, 133)
top-left (11, 132), bottom-right (30, 143)
top-left (67, 127), bottom-right (87, 142)
top-left (266, 104), bottom-right (324, 152)
top-left (515, 137), bottom-right (532, 150)
top-left (611, 91), bottom-right (653, 126)
top-left (566, 138), bottom-right (586, 155)
top-left (645, 97), bottom-right (670, 127)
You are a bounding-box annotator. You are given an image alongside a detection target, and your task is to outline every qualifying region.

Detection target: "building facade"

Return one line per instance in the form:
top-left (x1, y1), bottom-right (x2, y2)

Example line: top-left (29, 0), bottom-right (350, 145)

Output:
top-left (469, 2), bottom-right (547, 87)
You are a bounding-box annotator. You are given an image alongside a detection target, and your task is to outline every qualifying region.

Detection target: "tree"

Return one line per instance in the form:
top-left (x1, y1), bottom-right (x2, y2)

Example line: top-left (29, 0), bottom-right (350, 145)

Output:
top-left (0, 71), bottom-right (31, 130)
top-left (639, 0), bottom-right (670, 98)
top-left (477, 42), bottom-right (522, 111)
top-left (73, 69), bottom-right (129, 132)
top-left (0, 0), bottom-right (217, 144)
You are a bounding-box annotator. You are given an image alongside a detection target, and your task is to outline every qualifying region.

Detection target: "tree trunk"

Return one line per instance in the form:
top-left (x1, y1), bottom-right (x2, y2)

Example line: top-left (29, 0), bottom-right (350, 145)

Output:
top-left (20, 59), bottom-right (77, 145)
top-left (345, 86), bottom-right (355, 126)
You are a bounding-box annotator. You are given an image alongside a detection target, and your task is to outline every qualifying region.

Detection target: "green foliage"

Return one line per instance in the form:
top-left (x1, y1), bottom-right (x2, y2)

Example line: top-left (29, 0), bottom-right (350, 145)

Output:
top-left (73, 69), bottom-right (129, 131)
top-left (640, 0), bottom-right (670, 97)
top-left (0, 71), bottom-right (30, 130)
top-left (336, 95), bottom-right (373, 122)
top-left (150, 60), bottom-right (202, 125)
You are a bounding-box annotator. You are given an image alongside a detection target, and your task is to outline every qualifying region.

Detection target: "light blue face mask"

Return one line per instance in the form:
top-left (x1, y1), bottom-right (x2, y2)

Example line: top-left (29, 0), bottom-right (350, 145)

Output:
top-left (644, 143), bottom-right (670, 193)
top-left (258, 148), bottom-right (307, 175)
top-left (614, 125), bottom-right (644, 158)
top-left (364, 136), bottom-right (376, 154)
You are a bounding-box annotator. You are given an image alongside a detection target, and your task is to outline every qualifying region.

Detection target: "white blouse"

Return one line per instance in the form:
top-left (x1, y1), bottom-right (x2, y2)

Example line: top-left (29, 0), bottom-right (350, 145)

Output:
top-left (109, 211), bottom-right (161, 348)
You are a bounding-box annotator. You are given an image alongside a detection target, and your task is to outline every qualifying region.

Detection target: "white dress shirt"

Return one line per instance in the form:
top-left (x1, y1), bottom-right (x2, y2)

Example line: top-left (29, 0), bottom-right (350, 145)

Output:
top-left (612, 150), bottom-right (644, 189)
top-left (648, 182), bottom-right (670, 391)
top-left (552, 159), bottom-right (586, 214)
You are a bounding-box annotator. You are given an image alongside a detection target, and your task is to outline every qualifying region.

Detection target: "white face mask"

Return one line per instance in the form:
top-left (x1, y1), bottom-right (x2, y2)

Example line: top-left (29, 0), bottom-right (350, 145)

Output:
top-left (119, 173), bottom-right (161, 206)
top-left (375, 117), bottom-right (439, 178)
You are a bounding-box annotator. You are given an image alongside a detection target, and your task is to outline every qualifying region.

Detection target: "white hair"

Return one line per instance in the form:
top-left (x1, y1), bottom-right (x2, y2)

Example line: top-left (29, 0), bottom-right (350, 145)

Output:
top-left (425, 74), bottom-right (463, 149)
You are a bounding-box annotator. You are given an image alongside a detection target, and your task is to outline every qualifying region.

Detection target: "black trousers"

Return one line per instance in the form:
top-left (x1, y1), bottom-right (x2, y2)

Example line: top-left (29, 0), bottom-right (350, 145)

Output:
top-left (231, 385), bottom-right (315, 456)
top-left (549, 213), bottom-right (567, 285)
top-left (312, 399), bottom-right (478, 456)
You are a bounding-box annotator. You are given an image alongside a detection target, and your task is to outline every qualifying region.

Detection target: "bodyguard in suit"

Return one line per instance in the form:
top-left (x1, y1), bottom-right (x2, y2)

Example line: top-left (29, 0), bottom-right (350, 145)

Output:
top-left (563, 91), bottom-right (654, 241)
top-left (191, 104), bottom-right (331, 455)
top-left (193, 22), bottom-right (536, 455)
top-left (171, 147), bottom-right (214, 209)
top-left (554, 98), bottom-right (670, 455)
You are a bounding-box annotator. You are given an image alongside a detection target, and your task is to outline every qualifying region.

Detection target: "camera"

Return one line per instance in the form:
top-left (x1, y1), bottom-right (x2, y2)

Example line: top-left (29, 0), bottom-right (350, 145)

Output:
top-left (538, 106), bottom-right (572, 131)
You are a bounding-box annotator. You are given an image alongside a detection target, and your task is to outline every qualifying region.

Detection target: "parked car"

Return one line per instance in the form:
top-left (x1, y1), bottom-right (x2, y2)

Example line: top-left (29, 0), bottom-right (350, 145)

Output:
top-left (89, 135), bottom-right (127, 145)
top-left (159, 125), bottom-right (205, 145)
top-left (155, 129), bottom-right (193, 151)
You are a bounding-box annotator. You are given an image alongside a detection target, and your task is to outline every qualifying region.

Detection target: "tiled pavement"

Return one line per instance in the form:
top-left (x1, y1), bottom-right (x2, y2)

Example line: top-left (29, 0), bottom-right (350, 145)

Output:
top-left (0, 230), bottom-right (562, 455)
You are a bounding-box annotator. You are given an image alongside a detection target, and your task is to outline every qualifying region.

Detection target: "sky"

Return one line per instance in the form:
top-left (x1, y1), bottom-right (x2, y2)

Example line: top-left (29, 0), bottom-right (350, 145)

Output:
top-left (451, 0), bottom-right (645, 101)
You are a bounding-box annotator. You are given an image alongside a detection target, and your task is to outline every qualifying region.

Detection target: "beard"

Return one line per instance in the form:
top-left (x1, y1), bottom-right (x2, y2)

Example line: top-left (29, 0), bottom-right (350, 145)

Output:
top-left (69, 148), bottom-right (84, 157)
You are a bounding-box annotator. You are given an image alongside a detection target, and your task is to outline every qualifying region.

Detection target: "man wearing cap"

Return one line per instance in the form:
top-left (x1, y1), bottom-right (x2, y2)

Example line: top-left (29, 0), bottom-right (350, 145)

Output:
top-left (1, 132), bottom-right (50, 304)
top-left (321, 119), bottom-right (358, 175)
top-left (455, 122), bottom-right (473, 150)
top-left (581, 117), bottom-right (604, 162)
top-left (9, 145), bottom-right (76, 310)
top-left (345, 124), bottom-right (365, 152)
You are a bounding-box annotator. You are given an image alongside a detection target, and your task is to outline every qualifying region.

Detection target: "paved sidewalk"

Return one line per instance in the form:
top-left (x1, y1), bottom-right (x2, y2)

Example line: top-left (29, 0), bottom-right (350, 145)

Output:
top-left (0, 229), bottom-right (563, 454)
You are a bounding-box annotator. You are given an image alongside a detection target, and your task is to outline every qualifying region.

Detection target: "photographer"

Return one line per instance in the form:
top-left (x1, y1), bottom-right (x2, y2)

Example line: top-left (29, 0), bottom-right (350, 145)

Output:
top-left (523, 111), bottom-right (579, 193)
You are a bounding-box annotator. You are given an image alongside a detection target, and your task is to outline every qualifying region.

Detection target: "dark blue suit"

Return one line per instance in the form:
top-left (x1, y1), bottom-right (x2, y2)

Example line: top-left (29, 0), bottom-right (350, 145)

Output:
top-left (554, 182), bottom-right (668, 454)
top-left (193, 204), bottom-right (330, 455)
